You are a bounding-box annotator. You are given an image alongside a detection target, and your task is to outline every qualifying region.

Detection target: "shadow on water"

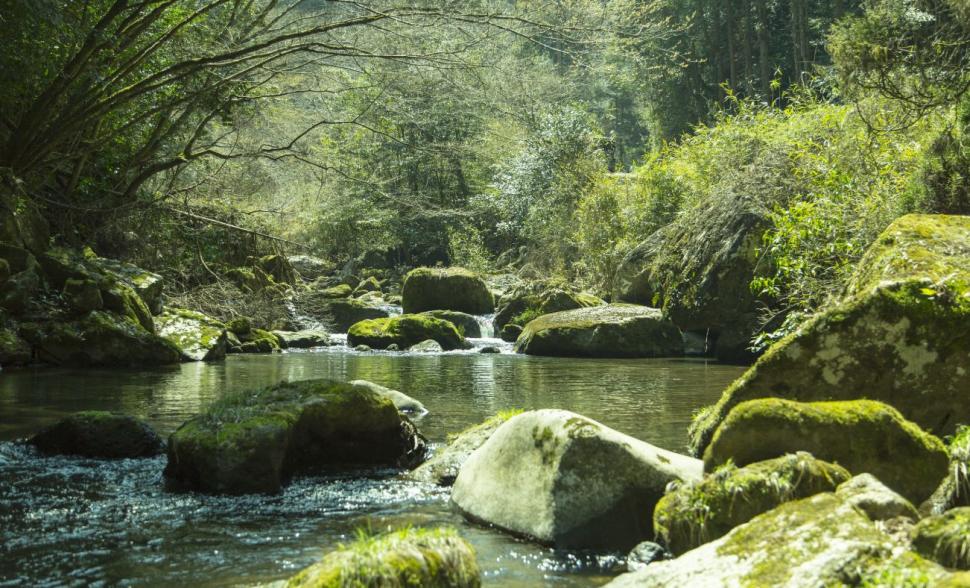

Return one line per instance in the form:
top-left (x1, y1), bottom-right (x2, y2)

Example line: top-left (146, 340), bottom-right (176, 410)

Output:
top-left (0, 350), bottom-right (745, 586)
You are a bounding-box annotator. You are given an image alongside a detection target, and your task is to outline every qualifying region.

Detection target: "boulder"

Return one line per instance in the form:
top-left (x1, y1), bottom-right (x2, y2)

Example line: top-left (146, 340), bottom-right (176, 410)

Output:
top-left (20, 311), bottom-right (181, 366)
top-left (30, 411), bottom-right (164, 458)
top-left (254, 254), bottom-right (297, 285)
top-left (316, 283), bottom-right (353, 299)
top-left (39, 247), bottom-right (164, 316)
top-left (299, 296), bottom-right (390, 332)
top-left (101, 280), bottom-right (155, 333)
top-left (285, 527), bottom-right (480, 587)
top-left (272, 329), bottom-right (330, 349)
top-left (0, 325), bottom-right (31, 366)
top-left (164, 379), bottom-right (427, 494)
top-left (703, 398), bottom-right (949, 504)
top-left (420, 310), bottom-right (482, 338)
top-left (499, 324), bottom-right (522, 342)
top-left (479, 346), bottom-right (500, 354)
top-left (626, 542), bottom-right (670, 571)
top-left (287, 255), bottom-right (332, 280)
top-left (613, 193), bottom-right (774, 362)
top-left (407, 339), bottom-right (444, 353)
top-left (921, 426), bottom-right (970, 516)
top-left (451, 409), bottom-right (702, 549)
top-left (606, 493), bottom-right (950, 587)
top-left (0, 258), bottom-right (10, 284)
top-left (229, 327), bottom-right (281, 354)
top-left (409, 410), bottom-right (521, 486)
top-left (835, 473), bottom-right (919, 522)
top-left (94, 257), bottom-right (165, 314)
top-left (63, 278), bottom-right (102, 313)
top-left (0, 266), bottom-right (41, 314)
top-left (689, 214), bottom-right (970, 455)
top-left (654, 453), bottom-right (851, 554)
top-left (347, 315), bottom-right (464, 351)
top-left (911, 508), bottom-right (970, 570)
top-left (348, 379), bottom-right (427, 416)
top-left (156, 308), bottom-right (228, 361)
top-left (353, 275), bottom-right (381, 295)
top-left (401, 267), bottom-right (494, 314)
top-left (514, 305), bottom-right (683, 358)
top-left (493, 280), bottom-right (604, 331)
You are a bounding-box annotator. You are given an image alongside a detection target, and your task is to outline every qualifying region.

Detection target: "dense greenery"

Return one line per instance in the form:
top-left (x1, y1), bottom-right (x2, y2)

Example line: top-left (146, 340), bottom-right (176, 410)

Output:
top-left (1, 0), bottom-right (968, 347)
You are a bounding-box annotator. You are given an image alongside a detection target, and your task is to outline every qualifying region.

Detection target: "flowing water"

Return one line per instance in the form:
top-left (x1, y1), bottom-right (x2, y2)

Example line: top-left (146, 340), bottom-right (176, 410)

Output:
top-left (0, 347), bottom-right (746, 587)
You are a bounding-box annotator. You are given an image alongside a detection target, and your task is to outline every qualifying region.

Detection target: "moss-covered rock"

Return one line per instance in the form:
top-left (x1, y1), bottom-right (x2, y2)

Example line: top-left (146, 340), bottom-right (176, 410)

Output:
top-left (348, 379), bottom-right (427, 416)
top-left (63, 278), bottom-right (102, 313)
top-left (451, 409), bottom-right (702, 549)
top-left (499, 323), bottom-right (522, 342)
top-left (689, 214), bottom-right (970, 456)
top-left (156, 308), bottom-right (228, 361)
top-left (0, 324), bottom-right (31, 366)
top-left (835, 473), bottom-right (919, 522)
top-left (255, 254), bottom-right (297, 285)
top-left (409, 410), bottom-right (522, 486)
top-left (922, 426), bottom-right (970, 516)
top-left (317, 283), bottom-right (353, 299)
top-left (229, 327), bottom-right (281, 354)
top-left (613, 194), bottom-right (774, 363)
top-left (514, 304), bottom-right (683, 358)
top-left (0, 266), bottom-right (41, 314)
top-left (401, 267), bottom-right (494, 314)
top-left (20, 310), bottom-right (181, 366)
top-left (101, 281), bottom-right (155, 333)
top-left (164, 379), bottom-right (427, 494)
top-left (298, 296), bottom-right (390, 332)
top-left (94, 257), bottom-right (165, 314)
top-left (285, 526), bottom-right (480, 588)
top-left (348, 315), bottom-right (464, 351)
top-left (607, 493), bottom-right (950, 588)
top-left (272, 329), bottom-right (330, 349)
top-left (703, 398), bottom-right (949, 504)
top-left (654, 453), bottom-right (850, 555)
top-left (30, 411), bottom-right (164, 458)
top-left (493, 280), bottom-right (604, 331)
top-left (353, 275), bottom-right (381, 295)
top-left (911, 507), bottom-right (970, 570)
top-left (420, 310), bottom-right (482, 338)
top-left (288, 255), bottom-right (332, 281)
top-left (407, 339), bottom-right (444, 353)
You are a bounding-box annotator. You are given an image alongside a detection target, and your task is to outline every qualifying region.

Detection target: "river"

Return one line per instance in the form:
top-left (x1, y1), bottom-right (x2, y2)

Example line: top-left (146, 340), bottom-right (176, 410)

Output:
top-left (0, 345), bottom-right (745, 586)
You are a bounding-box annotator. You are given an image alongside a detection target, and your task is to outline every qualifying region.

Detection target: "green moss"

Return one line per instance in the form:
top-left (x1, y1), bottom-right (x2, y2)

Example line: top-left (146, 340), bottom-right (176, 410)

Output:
top-left (703, 398), bottom-right (948, 504)
top-left (320, 284), bottom-right (353, 298)
top-left (347, 314), bottom-right (464, 350)
top-left (911, 508), bottom-right (970, 570)
top-left (654, 453), bottom-right (850, 554)
top-left (227, 316), bottom-right (252, 335)
top-left (286, 526), bottom-right (480, 588)
top-left (401, 267), bottom-right (494, 315)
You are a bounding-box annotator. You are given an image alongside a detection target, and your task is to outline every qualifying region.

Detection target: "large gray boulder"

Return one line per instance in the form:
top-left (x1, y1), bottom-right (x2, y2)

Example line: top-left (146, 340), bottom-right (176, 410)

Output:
top-left (613, 193), bottom-right (774, 362)
top-left (451, 409), bottom-right (702, 549)
top-left (409, 410), bottom-right (520, 486)
top-left (514, 304), bottom-right (683, 358)
top-left (689, 214), bottom-right (970, 456)
top-left (606, 493), bottom-right (951, 587)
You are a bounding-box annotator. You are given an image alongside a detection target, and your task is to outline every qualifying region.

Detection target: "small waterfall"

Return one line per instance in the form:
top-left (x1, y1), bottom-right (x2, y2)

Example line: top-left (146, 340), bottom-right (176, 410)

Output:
top-left (473, 313), bottom-right (495, 338)
top-left (284, 298), bottom-right (327, 331)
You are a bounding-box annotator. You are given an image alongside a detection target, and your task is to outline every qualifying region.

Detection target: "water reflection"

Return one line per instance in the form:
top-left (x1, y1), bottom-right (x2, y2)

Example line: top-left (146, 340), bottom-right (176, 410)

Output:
top-left (0, 350), bottom-right (745, 586)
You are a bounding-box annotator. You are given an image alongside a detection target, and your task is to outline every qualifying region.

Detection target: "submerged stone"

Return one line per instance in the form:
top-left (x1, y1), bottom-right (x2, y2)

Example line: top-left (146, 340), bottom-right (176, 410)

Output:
top-left (689, 214), bottom-right (970, 456)
top-left (164, 379), bottom-right (426, 494)
top-left (285, 527), bottom-right (480, 587)
top-left (514, 304), bottom-right (683, 358)
top-left (30, 411), bottom-right (164, 458)
top-left (451, 409), bottom-right (702, 549)
top-left (401, 267), bottom-right (494, 314)
top-left (703, 398), bottom-right (948, 504)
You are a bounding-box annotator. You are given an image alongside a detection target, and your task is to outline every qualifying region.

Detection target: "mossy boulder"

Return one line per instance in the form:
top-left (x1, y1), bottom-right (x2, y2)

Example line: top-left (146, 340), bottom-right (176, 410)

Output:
top-left (0, 325), bottom-right (31, 366)
top-left (409, 410), bottom-right (521, 486)
top-left (101, 281), bottom-right (155, 333)
top-left (299, 296), bottom-right (390, 332)
top-left (654, 453), bottom-right (851, 555)
top-left (288, 255), bottom-right (332, 280)
top-left (514, 304), bottom-right (684, 358)
top-left (348, 379), bottom-right (427, 416)
top-left (272, 329), bottom-right (330, 349)
top-left (255, 254), bottom-right (297, 285)
top-left (836, 473), bottom-right (919, 522)
top-left (420, 310), bottom-right (482, 338)
top-left (689, 214), bottom-right (970, 456)
top-left (451, 409), bottom-right (702, 549)
top-left (164, 379), bottom-right (427, 494)
top-left (0, 266), bottom-right (41, 314)
top-left (39, 247), bottom-right (164, 316)
top-left (156, 308), bottom-right (228, 361)
top-left (493, 280), bottom-right (604, 331)
top-left (353, 275), bottom-right (381, 295)
top-left (30, 411), bottom-right (164, 458)
top-left (317, 283), bottom-right (353, 299)
top-left (922, 426), bottom-right (970, 516)
top-left (230, 327), bottom-right (281, 354)
top-left (20, 310), bottom-right (181, 366)
top-left (94, 257), bottom-right (165, 314)
top-left (401, 267), bottom-right (494, 314)
top-left (911, 507), bottom-right (970, 570)
top-left (63, 278), bottom-right (102, 313)
top-left (407, 339), bottom-right (444, 353)
top-left (285, 526), bottom-right (480, 588)
top-left (703, 398), bottom-right (949, 504)
top-left (613, 194), bottom-right (774, 362)
top-left (499, 323), bottom-right (522, 342)
top-left (607, 493), bottom-right (950, 587)
top-left (347, 315), bottom-right (464, 351)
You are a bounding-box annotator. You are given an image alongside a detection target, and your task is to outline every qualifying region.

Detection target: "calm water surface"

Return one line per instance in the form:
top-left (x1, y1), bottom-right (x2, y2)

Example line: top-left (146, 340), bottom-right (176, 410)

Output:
top-left (0, 348), bottom-right (745, 587)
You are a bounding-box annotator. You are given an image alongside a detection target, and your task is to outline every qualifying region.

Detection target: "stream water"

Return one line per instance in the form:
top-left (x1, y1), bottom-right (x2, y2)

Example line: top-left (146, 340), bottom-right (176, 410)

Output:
top-left (0, 345), bottom-right (746, 587)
